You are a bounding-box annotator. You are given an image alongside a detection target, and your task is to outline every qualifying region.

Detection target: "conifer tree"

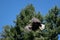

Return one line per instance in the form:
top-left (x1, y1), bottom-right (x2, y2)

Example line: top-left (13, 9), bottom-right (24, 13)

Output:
top-left (0, 4), bottom-right (60, 40)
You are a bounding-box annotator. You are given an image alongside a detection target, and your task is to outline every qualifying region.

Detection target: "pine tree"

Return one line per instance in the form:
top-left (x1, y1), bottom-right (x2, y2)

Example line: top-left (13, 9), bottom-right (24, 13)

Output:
top-left (1, 4), bottom-right (60, 40)
top-left (45, 6), bottom-right (60, 40)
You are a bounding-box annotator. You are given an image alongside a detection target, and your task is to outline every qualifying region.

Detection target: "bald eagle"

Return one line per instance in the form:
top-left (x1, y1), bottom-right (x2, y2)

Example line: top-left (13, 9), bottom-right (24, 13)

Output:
top-left (24, 17), bottom-right (45, 31)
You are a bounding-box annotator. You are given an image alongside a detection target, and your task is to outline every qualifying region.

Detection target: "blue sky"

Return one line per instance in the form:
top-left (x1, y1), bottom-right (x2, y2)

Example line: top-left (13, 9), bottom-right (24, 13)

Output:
top-left (0, 0), bottom-right (60, 39)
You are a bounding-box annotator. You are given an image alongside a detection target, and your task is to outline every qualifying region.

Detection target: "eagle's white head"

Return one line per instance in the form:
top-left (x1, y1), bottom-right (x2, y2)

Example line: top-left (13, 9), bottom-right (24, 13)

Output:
top-left (39, 24), bottom-right (45, 30)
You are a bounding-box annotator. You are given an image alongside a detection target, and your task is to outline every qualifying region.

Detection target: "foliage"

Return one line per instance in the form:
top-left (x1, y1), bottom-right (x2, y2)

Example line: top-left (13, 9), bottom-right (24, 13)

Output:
top-left (0, 4), bottom-right (60, 40)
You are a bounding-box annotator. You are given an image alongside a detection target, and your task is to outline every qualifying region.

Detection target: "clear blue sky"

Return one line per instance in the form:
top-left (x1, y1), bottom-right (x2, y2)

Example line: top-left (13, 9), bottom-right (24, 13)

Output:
top-left (0, 0), bottom-right (60, 40)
